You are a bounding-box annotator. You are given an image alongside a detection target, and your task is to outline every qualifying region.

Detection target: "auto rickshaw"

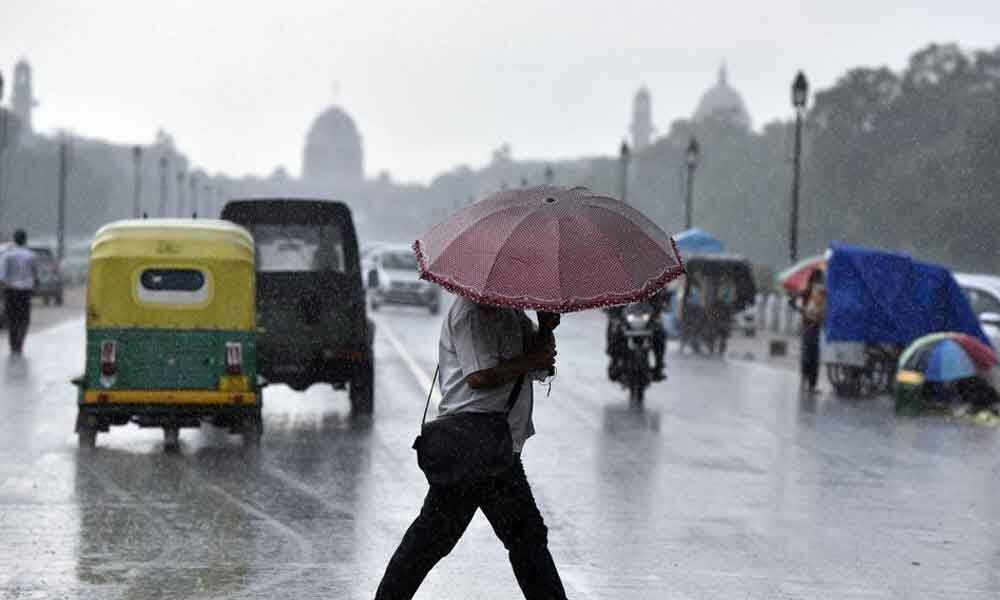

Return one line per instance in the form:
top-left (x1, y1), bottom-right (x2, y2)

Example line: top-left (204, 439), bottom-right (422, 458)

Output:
top-left (73, 219), bottom-right (263, 450)
top-left (675, 255), bottom-right (756, 355)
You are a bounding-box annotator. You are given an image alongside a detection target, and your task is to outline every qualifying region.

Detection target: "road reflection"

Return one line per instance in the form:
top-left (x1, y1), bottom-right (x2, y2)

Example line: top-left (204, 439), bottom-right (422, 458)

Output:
top-left (71, 397), bottom-right (375, 598)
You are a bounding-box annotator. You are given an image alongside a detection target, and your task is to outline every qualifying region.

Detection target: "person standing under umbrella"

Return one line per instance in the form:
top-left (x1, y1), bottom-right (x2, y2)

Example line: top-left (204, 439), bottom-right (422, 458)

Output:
top-left (790, 269), bottom-right (826, 392)
top-left (0, 229), bottom-right (39, 355)
top-left (374, 300), bottom-right (566, 600)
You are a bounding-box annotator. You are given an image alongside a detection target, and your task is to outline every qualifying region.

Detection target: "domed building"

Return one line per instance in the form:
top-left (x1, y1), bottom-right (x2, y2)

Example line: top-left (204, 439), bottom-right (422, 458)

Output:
top-left (302, 106), bottom-right (364, 183)
top-left (693, 64), bottom-right (751, 130)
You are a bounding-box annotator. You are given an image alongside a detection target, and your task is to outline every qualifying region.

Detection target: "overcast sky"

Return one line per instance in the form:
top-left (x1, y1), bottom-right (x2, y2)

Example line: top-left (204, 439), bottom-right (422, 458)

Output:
top-left (2, 0), bottom-right (997, 183)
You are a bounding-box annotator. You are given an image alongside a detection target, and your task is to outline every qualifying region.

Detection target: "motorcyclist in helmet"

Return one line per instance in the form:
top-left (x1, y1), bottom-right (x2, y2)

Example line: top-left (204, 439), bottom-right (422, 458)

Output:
top-left (606, 288), bottom-right (670, 382)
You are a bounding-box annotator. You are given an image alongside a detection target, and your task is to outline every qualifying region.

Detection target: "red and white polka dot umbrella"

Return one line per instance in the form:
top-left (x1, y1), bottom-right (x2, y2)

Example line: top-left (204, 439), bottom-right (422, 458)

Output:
top-left (413, 186), bottom-right (685, 313)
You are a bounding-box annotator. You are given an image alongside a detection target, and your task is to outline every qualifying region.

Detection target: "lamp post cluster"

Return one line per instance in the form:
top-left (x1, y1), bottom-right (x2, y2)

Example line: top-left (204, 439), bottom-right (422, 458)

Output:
top-left (610, 71), bottom-right (808, 265)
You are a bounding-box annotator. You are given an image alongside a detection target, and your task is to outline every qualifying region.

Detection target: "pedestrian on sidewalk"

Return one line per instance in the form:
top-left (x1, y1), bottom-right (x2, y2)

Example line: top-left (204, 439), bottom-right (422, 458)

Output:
top-left (0, 229), bottom-right (39, 355)
top-left (790, 269), bottom-right (826, 392)
top-left (374, 297), bottom-right (567, 600)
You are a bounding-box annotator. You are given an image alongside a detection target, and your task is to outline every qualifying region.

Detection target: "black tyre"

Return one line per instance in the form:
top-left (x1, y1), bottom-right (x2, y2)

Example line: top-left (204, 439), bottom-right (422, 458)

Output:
top-left (164, 427), bottom-right (180, 452)
top-left (828, 364), bottom-right (862, 397)
top-left (78, 428), bottom-right (97, 449)
top-left (241, 412), bottom-right (263, 447)
top-left (350, 353), bottom-right (375, 415)
top-left (55, 292), bottom-right (64, 306)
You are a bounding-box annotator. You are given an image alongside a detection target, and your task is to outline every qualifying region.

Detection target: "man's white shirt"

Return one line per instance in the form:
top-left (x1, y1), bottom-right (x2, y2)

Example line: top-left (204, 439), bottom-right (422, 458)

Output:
top-left (0, 246), bottom-right (38, 291)
top-left (437, 296), bottom-right (537, 453)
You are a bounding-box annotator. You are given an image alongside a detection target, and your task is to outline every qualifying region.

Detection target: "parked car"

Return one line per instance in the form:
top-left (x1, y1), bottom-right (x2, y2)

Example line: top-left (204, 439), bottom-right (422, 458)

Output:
top-left (366, 245), bottom-right (441, 314)
top-left (30, 247), bottom-right (64, 305)
top-left (955, 273), bottom-right (1000, 348)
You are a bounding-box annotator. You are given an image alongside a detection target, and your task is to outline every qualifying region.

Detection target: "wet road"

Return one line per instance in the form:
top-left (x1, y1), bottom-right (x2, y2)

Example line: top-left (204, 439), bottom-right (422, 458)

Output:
top-left (2, 304), bottom-right (1000, 599)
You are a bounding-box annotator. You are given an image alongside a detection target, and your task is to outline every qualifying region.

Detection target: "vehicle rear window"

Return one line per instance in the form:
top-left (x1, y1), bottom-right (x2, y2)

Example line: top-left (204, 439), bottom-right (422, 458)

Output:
top-left (252, 224), bottom-right (346, 273)
top-left (140, 269), bottom-right (205, 291)
top-left (136, 268), bottom-right (210, 305)
top-left (382, 251), bottom-right (417, 270)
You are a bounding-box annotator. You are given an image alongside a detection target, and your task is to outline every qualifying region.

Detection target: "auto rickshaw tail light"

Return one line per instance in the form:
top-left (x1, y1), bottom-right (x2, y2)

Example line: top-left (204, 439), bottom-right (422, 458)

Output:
top-left (225, 342), bottom-right (243, 375)
top-left (100, 341), bottom-right (118, 376)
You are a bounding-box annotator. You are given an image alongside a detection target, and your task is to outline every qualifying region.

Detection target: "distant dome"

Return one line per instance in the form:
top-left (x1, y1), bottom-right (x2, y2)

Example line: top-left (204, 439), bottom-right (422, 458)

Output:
top-left (693, 65), bottom-right (751, 130)
top-left (302, 106), bottom-right (364, 183)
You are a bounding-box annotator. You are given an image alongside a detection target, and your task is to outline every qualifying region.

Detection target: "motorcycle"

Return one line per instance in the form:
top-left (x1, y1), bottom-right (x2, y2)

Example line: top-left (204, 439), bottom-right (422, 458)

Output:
top-left (608, 302), bottom-right (660, 406)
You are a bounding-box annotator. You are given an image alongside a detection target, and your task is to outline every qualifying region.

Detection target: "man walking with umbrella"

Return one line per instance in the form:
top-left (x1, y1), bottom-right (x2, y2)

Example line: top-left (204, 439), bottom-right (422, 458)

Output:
top-left (374, 301), bottom-right (565, 599)
top-left (374, 186), bottom-right (685, 599)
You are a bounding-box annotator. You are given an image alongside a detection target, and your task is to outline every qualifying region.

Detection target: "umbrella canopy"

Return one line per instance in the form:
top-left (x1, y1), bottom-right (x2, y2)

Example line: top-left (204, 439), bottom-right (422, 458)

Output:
top-left (777, 254), bottom-right (826, 295)
top-left (414, 186), bottom-right (685, 313)
top-left (898, 332), bottom-right (997, 383)
top-left (674, 228), bottom-right (725, 254)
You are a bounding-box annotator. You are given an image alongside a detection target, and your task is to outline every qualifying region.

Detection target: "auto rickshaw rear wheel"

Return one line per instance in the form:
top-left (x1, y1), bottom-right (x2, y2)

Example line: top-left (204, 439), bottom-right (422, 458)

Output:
top-left (78, 429), bottom-right (97, 449)
top-left (163, 427), bottom-right (180, 452)
top-left (241, 412), bottom-right (263, 447)
top-left (350, 352), bottom-right (375, 415)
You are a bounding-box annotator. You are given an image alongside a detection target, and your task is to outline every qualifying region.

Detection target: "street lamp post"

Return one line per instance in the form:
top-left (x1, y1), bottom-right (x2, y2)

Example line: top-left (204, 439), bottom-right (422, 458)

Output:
top-left (790, 70), bottom-right (809, 264)
top-left (57, 138), bottom-right (69, 261)
top-left (176, 169), bottom-right (185, 217)
top-left (684, 137), bottom-right (699, 230)
top-left (619, 140), bottom-right (630, 203)
top-left (131, 146), bottom-right (142, 218)
top-left (189, 173), bottom-right (198, 217)
top-left (158, 155), bottom-right (168, 217)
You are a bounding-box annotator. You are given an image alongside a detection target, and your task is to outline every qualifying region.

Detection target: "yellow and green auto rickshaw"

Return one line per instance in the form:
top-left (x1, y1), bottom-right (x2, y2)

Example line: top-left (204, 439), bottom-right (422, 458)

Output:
top-left (73, 219), bottom-right (262, 450)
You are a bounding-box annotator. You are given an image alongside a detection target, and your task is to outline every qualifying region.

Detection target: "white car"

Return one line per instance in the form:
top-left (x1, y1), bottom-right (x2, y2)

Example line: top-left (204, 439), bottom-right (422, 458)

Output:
top-left (366, 245), bottom-right (441, 314)
top-left (955, 273), bottom-right (1000, 348)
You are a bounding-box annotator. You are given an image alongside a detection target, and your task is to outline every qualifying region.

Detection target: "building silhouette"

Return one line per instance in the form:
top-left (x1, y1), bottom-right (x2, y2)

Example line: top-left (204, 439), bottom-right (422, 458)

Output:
top-left (11, 59), bottom-right (38, 135)
top-left (630, 86), bottom-right (652, 151)
top-left (693, 63), bottom-right (751, 130)
top-left (302, 106), bottom-right (363, 184)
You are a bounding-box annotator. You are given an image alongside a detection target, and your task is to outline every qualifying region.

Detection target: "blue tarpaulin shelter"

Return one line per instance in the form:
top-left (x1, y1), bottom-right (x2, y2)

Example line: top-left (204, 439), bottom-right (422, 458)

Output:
top-left (824, 244), bottom-right (989, 347)
top-left (674, 228), bottom-right (725, 254)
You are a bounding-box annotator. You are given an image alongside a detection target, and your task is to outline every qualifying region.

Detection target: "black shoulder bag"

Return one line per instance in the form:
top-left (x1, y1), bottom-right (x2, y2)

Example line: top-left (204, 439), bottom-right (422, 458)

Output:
top-left (412, 368), bottom-right (525, 488)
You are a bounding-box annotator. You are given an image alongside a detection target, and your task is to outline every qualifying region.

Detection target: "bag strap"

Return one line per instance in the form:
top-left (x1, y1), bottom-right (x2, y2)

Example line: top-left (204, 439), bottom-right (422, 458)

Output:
top-left (421, 366), bottom-right (527, 427)
top-left (505, 374), bottom-right (526, 413)
top-left (422, 365), bottom-right (441, 427)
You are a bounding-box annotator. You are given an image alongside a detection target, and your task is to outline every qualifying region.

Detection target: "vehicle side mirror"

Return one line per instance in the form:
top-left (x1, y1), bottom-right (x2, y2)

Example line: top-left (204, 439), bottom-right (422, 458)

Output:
top-left (980, 312), bottom-right (1000, 328)
top-left (367, 269), bottom-right (380, 289)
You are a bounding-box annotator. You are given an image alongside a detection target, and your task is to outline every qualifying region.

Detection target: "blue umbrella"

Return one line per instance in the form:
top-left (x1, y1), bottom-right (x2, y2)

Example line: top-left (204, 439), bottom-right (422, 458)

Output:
top-left (923, 339), bottom-right (978, 382)
top-left (674, 228), bottom-right (724, 254)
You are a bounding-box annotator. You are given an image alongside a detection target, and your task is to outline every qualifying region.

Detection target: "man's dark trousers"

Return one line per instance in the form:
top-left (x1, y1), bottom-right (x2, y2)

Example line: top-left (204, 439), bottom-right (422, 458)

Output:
top-left (4, 289), bottom-right (32, 353)
top-left (374, 458), bottom-right (567, 600)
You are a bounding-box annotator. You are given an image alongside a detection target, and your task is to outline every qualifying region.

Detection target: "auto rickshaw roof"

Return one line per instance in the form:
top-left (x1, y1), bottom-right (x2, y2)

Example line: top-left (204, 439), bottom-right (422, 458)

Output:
top-left (91, 219), bottom-right (255, 261)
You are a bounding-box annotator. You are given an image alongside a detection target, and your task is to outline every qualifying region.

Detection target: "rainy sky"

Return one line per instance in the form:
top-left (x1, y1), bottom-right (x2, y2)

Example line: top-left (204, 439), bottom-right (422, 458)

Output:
top-left (2, 0), bottom-right (997, 183)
